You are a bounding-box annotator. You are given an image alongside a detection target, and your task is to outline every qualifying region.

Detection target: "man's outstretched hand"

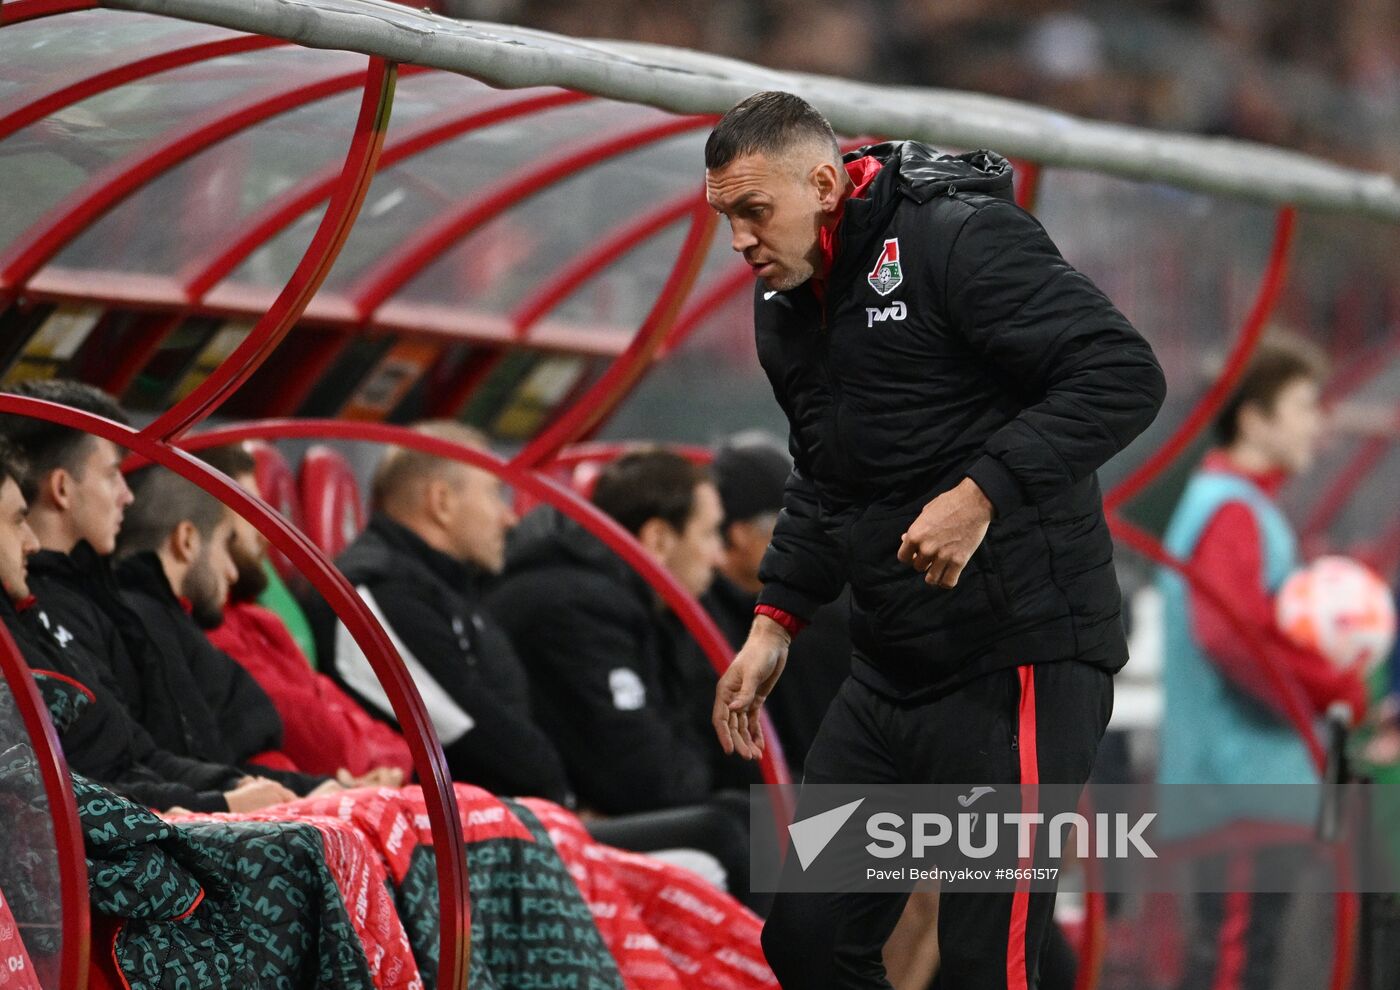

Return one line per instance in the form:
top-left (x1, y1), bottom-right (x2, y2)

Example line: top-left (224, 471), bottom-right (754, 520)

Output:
top-left (897, 477), bottom-right (993, 589)
top-left (713, 615), bottom-right (790, 760)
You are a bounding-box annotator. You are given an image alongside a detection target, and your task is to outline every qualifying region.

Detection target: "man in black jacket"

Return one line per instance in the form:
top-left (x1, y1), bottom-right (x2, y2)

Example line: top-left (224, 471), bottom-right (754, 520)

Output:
top-left (0, 437), bottom-right (295, 813)
top-left (113, 465), bottom-right (330, 796)
top-left (486, 448), bottom-right (728, 816)
top-left (322, 420), bottom-right (573, 804)
top-left (704, 94), bottom-right (1166, 987)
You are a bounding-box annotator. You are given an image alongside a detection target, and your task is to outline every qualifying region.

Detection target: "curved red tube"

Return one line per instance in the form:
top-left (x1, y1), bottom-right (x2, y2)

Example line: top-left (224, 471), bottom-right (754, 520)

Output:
top-left (0, 61), bottom-right (424, 295)
top-left (0, 0), bottom-right (95, 26)
top-left (0, 35), bottom-right (286, 144)
top-left (658, 264), bottom-right (751, 359)
top-left (181, 89), bottom-right (593, 301)
top-left (140, 58), bottom-right (396, 443)
top-left (0, 624), bottom-right (90, 990)
top-left (0, 395), bottom-right (472, 990)
top-left (1105, 208), bottom-right (1296, 513)
top-left (508, 191), bottom-right (699, 338)
top-left (1014, 160), bottom-right (1042, 212)
top-left (512, 204), bottom-right (718, 466)
top-left (350, 114), bottom-right (716, 318)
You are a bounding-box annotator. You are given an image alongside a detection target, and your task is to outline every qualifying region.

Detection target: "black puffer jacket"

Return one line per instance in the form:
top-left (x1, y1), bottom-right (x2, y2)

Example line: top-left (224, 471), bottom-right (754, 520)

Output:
top-left (324, 513), bottom-right (573, 804)
top-left (28, 543), bottom-right (234, 762)
top-left (484, 507), bottom-right (716, 815)
top-left (112, 551), bottom-right (327, 795)
top-left (754, 142), bottom-right (1166, 700)
top-left (2, 592), bottom-right (241, 812)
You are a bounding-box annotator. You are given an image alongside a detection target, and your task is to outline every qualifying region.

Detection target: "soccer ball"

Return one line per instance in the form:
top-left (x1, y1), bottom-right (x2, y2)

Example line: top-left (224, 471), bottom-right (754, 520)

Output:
top-left (1276, 556), bottom-right (1396, 673)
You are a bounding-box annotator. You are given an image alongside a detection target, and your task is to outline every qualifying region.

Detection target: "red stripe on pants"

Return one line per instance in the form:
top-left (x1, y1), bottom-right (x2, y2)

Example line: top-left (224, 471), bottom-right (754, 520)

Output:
top-left (1212, 856), bottom-right (1254, 990)
top-left (1008, 664), bottom-right (1039, 990)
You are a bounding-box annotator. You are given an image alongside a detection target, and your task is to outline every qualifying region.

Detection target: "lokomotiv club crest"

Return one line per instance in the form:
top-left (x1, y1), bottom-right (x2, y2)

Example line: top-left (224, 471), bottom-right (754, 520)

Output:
top-left (867, 238), bottom-right (903, 296)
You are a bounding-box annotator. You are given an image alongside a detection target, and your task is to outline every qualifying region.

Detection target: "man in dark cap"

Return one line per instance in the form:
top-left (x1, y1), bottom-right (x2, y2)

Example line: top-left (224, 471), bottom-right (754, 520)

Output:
top-left (703, 433), bottom-right (851, 777)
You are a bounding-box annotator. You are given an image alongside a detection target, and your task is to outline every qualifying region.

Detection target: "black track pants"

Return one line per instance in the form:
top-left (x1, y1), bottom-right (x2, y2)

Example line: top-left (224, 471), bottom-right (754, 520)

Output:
top-left (761, 660), bottom-right (1113, 989)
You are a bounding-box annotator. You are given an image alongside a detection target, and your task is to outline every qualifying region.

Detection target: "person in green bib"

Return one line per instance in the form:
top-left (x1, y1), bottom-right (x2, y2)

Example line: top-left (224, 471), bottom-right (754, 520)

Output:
top-left (1158, 337), bottom-right (1368, 990)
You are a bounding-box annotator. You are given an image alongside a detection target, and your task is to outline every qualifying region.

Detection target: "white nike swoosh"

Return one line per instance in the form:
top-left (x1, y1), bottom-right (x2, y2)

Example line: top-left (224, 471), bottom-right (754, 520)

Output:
top-left (763, 290), bottom-right (777, 301)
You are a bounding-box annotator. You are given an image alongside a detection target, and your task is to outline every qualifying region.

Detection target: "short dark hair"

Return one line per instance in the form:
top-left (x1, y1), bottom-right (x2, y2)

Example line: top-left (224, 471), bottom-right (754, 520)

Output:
top-left (1214, 337), bottom-right (1327, 445)
top-left (116, 467), bottom-right (228, 559)
top-left (591, 449), bottom-right (711, 537)
top-left (198, 442), bottom-right (256, 479)
top-left (371, 420), bottom-right (490, 513)
top-left (704, 91), bottom-right (841, 171)
top-left (0, 379), bottom-right (130, 500)
top-left (0, 438), bottom-right (27, 494)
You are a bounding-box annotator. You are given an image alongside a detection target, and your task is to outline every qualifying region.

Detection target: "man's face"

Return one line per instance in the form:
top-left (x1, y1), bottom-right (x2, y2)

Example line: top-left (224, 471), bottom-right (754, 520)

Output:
top-left (723, 512), bottom-right (779, 589)
top-left (0, 478), bottom-right (40, 600)
top-left (1247, 377), bottom-right (1325, 475)
top-left (662, 482), bottom-right (726, 598)
top-left (66, 437), bottom-right (133, 555)
top-left (183, 514), bottom-right (238, 629)
top-left (706, 151), bottom-right (834, 292)
top-left (442, 464), bottom-right (517, 574)
top-left (226, 471), bottom-right (270, 603)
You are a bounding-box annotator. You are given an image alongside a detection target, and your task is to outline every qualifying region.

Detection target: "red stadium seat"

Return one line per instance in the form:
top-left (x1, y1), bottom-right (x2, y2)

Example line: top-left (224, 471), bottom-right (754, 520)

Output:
top-left (299, 444), bottom-right (366, 559)
top-left (247, 440), bottom-right (304, 583)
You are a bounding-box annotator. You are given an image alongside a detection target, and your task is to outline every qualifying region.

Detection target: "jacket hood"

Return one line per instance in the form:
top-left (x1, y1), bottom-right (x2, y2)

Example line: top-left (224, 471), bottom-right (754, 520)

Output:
top-left (503, 506), bottom-right (640, 591)
top-left (115, 551), bottom-right (180, 607)
top-left (337, 513), bottom-right (484, 593)
top-left (848, 142), bottom-right (1014, 208)
top-left (29, 542), bottom-right (108, 583)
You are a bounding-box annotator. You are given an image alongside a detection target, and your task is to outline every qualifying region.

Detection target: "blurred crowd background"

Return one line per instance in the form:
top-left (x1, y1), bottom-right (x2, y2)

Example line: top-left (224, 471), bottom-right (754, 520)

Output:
top-left (444, 0), bottom-right (1400, 174)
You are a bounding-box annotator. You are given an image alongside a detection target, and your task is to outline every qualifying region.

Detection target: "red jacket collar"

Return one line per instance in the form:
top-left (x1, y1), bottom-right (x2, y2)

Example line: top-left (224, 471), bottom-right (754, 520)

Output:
top-left (813, 157), bottom-right (884, 301)
top-left (1202, 449), bottom-right (1289, 497)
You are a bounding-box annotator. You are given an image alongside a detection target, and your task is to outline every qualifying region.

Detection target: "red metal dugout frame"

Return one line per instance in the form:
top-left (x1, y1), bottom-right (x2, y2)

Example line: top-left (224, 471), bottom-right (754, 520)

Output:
top-left (0, 61), bottom-right (427, 298)
top-left (0, 624), bottom-right (90, 990)
top-left (1105, 209), bottom-right (1296, 513)
top-left (141, 57), bottom-right (397, 442)
top-left (0, 395), bottom-right (473, 990)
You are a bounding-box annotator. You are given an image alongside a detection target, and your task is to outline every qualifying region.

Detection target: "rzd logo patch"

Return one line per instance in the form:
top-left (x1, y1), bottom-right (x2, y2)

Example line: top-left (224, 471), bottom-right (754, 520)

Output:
top-left (866, 301), bottom-right (907, 327)
top-left (867, 238), bottom-right (903, 296)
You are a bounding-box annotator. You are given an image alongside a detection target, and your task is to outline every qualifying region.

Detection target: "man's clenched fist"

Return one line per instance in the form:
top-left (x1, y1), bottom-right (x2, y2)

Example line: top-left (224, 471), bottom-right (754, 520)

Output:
top-left (897, 477), bottom-right (994, 589)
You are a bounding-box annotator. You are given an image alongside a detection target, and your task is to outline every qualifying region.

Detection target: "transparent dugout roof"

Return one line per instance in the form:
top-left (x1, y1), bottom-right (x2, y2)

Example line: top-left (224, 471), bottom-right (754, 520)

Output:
top-left (0, 7), bottom-right (738, 351)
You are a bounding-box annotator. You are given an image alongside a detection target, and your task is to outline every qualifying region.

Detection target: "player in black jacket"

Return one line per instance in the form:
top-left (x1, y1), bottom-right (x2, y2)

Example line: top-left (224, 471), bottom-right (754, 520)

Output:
top-left (0, 438), bottom-right (295, 813)
top-left (704, 94), bottom-right (1165, 988)
top-left (111, 467), bottom-right (330, 795)
top-left (0, 379), bottom-right (328, 797)
top-left (486, 450), bottom-right (729, 815)
top-left (321, 421), bottom-right (573, 804)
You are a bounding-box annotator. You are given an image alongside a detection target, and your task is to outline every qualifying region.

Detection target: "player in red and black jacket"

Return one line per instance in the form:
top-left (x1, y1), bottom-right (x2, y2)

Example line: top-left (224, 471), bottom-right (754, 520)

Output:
top-left (704, 93), bottom-right (1164, 988)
